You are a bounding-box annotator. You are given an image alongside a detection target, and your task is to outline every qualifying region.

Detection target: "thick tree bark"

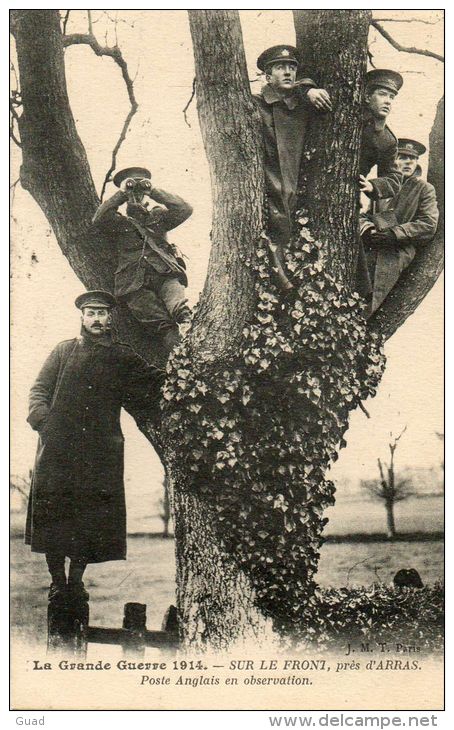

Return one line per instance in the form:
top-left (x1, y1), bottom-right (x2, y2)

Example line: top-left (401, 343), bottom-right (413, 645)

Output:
top-left (294, 10), bottom-right (371, 285)
top-left (168, 9), bottom-right (271, 649)
top-left (187, 9), bottom-right (264, 359)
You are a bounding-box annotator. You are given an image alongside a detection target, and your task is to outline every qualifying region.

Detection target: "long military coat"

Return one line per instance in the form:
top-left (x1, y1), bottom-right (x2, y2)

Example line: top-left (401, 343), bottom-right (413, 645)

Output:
top-left (253, 82), bottom-right (315, 259)
top-left (26, 333), bottom-right (165, 563)
top-left (363, 166), bottom-right (439, 312)
top-left (360, 109), bottom-right (403, 199)
top-left (92, 188), bottom-right (193, 298)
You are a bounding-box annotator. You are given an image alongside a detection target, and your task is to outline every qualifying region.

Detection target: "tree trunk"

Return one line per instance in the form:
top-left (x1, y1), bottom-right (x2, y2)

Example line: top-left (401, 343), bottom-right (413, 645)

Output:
top-left (167, 9), bottom-right (272, 650)
top-left (385, 499), bottom-right (397, 539)
top-left (161, 476), bottom-right (170, 538)
top-left (294, 10), bottom-right (371, 285)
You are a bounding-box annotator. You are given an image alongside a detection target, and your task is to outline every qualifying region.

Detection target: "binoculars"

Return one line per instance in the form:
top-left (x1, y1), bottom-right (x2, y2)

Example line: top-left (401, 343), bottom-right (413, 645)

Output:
top-left (124, 178), bottom-right (152, 192)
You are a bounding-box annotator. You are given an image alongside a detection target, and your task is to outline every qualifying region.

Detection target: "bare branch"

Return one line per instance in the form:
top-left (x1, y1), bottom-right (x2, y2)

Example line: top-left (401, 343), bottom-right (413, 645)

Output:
top-left (182, 76), bottom-right (196, 128)
top-left (100, 105), bottom-right (137, 200)
top-left (373, 16), bottom-right (442, 25)
top-left (63, 27), bottom-right (139, 198)
top-left (10, 98), bottom-right (22, 148)
top-left (61, 10), bottom-right (70, 35)
top-left (371, 20), bottom-right (444, 62)
top-left (377, 458), bottom-right (386, 488)
top-left (392, 425), bottom-right (407, 447)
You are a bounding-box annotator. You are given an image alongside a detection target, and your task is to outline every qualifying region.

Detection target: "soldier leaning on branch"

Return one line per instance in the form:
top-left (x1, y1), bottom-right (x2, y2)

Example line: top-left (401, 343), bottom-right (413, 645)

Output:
top-left (253, 45), bottom-right (332, 291)
top-left (26, 291), bottom-right (165, 603)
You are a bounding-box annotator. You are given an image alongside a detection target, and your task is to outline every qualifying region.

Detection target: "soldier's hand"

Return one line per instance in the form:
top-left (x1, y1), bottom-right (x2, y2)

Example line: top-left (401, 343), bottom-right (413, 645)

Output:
top-left (370, 230), bottom-right (397, 245)
top-left (307, 88), bottom-right (332, 112)
top-left (359, 175), bottom-right (374, 194)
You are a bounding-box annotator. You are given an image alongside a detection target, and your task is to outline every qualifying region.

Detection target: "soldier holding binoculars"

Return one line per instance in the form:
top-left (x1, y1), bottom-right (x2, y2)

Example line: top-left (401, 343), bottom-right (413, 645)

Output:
top-left (92, 166), bottom-right (193, 348)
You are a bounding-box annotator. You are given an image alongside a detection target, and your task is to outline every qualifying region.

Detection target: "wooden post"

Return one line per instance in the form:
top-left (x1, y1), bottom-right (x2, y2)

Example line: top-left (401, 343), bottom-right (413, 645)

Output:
top-left (47, 591), bottom-right (89, 657)
top-left (122, 602), bottom-right (146, 657)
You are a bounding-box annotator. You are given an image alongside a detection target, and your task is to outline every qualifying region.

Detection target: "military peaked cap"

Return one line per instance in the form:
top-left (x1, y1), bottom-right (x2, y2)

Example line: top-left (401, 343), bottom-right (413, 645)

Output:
top-left (397, 138), bottom-right (426, 158)
top-left (75, 290), bottom-right (117, 310)
top-left (113, 167), bottom-right (151, 188)
top-left (366, 69), bottom-right (403, 94)
top-left (257, 45), bottom-right (299, 72)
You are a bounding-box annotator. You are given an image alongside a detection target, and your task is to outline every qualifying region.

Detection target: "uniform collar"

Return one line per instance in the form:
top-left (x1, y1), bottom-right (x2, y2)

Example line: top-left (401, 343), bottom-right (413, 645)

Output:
top-left (262, 83), bottom-right (299, 110)
top-left (363, 106), bottom-right (387, 132)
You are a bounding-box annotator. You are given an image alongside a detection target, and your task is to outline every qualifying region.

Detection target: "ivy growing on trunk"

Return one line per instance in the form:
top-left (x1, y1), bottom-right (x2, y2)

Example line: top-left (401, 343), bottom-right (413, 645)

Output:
top-left (163, 211), bottom-right (385, 633)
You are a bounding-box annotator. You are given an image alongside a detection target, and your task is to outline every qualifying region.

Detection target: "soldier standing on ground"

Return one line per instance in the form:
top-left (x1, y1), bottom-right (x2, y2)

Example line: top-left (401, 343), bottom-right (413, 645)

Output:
top-left (26, 290), bottom-right (165, 602)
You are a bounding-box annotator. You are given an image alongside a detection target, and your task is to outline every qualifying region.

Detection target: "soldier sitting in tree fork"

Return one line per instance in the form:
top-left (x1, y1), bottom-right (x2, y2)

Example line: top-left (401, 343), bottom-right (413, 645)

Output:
top-left (92, 167), bottom-right (193, 348)
top-left (360, 138), bottom-right (439, 314)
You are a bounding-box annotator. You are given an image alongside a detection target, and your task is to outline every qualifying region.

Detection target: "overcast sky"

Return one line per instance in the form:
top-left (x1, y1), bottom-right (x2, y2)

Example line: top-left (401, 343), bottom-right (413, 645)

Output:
top-left (10, 10), bottom-right (444, 506)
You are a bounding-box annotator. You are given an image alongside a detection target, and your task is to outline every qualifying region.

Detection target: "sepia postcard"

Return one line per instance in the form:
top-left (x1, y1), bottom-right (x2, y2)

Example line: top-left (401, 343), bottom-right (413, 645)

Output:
top-left (10, 8), bottom-right (444, 715)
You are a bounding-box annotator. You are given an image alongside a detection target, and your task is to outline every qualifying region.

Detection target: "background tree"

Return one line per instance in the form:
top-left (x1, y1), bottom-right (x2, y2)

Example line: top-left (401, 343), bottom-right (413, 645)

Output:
top-left (10, 10), bottom-right (444, 650)
top-left (361, 427), bottom-right (413, 539)
top-left (159, 475), bottom-right (171, 539)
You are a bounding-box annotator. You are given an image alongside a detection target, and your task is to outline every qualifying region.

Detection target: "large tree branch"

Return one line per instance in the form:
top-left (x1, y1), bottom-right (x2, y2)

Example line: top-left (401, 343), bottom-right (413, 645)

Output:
top-left (63, 14), bottom-right (138, 199)
top-left (10, 10), bottom-right (166, 371)
top-left (293, 10), bottom-right (371, 284)
top-left (371, 20), bottom-right (444, 62)
top-left (371, 97), bottom-right (444, 340)
top-left (187, 9), bottom-right (265, 360)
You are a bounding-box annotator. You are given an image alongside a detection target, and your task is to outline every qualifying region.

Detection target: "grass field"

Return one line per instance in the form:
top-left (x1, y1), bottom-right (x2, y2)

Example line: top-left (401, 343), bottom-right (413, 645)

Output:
top-left (11, 532), bottom-right (443, 646)
top-left (10, 493), bottom-right (443, 646)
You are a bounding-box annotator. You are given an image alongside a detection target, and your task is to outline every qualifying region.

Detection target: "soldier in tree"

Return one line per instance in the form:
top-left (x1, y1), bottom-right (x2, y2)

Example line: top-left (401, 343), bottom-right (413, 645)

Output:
top-left (253, 45), bottom-right (332, 290)
top-left (92, 167), bottom-right (193, 348)
top-left (356, 69), bottom-right (404, 302)
top-left (360, 138), bottom-right (439, 313)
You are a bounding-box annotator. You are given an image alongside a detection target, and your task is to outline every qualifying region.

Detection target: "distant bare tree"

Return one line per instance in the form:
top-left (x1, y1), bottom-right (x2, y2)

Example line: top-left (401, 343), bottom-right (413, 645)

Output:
top-left (10, 470), bottom-right (32, 508)
top-left (361, 427), bottom-right (413, 539)
top-left (435, 431), bottom-right (444, 472)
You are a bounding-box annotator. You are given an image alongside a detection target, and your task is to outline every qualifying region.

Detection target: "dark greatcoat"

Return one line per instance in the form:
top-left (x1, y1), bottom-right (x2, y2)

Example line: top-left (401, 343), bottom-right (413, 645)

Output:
top-left (360, 108), bottom-right (402, 199)
top-left (356, 109), bottom-right (403, 298)
top-left (92, 188), bottom-right (193, 299)
top-left (26, 332), bottom-right (165, 563)
top-left (253, 81), bottom-right (316, 261)
top-left (360, 166), bottom-right (439, 312)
